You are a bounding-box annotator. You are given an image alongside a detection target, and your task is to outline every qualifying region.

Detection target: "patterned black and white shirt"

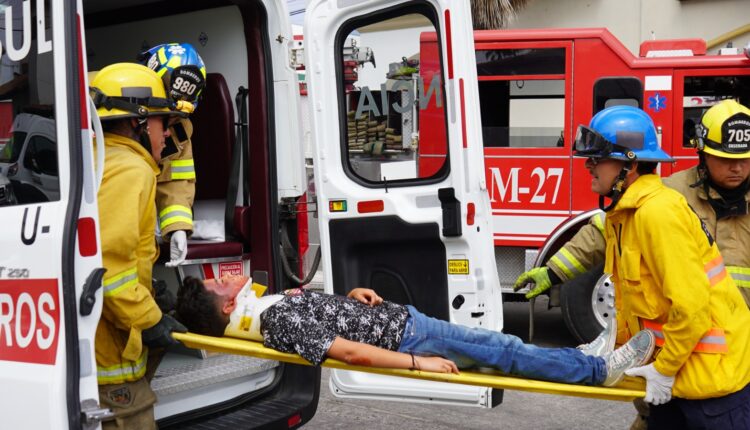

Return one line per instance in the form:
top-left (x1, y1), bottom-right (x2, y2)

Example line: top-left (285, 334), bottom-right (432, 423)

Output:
top-left (260, 291), bottom-right (409, 365)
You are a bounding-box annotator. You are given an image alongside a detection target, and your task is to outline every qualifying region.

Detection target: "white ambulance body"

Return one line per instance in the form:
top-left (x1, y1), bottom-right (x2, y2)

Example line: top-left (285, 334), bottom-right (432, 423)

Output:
top-left (0, 0), bottom-right (502, 428)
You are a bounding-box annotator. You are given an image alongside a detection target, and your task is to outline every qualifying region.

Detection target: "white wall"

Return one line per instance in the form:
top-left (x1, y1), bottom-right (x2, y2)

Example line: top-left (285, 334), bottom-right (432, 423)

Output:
top-left (86, 6), bottom-right (249, 99)
top-left (508, 0), bottom-right (750, 55)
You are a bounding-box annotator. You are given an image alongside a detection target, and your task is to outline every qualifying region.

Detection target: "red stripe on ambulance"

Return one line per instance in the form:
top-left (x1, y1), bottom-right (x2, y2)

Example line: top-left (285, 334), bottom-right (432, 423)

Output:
top-left (0, 279), bottom-right (59, 365)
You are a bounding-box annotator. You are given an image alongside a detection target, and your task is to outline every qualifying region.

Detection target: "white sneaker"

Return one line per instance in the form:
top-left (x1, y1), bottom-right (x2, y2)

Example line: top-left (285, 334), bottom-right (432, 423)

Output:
top-left (602, 330), bottom-right (655, 387)
top-left (577, 317), bottom-right (617, 357)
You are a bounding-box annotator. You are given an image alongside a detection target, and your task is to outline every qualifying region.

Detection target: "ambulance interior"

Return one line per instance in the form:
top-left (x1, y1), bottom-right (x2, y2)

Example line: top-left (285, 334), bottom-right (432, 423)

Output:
top-left (81, 1), bottom-right (318, 426)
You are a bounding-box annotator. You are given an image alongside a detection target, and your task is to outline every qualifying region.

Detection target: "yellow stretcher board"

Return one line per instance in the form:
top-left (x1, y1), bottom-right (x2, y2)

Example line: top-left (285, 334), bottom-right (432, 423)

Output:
top-left (173, 332), bottom-right (646, 402)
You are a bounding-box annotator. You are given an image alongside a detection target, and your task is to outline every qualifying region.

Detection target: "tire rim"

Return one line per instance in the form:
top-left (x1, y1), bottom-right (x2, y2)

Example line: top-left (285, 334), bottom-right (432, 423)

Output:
top-left (591, 273), bottom-right (615, 329)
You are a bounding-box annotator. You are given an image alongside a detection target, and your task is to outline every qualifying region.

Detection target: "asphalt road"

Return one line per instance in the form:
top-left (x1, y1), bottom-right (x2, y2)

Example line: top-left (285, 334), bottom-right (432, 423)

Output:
top-left (304, 298), bottom-right (635, 429)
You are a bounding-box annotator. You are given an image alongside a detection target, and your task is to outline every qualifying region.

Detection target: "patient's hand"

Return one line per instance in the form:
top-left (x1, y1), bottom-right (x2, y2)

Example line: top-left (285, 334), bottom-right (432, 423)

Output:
top-left (415, 356), bottom-right (460, 374)
top-left (348, 288), bottom-right (383, 306)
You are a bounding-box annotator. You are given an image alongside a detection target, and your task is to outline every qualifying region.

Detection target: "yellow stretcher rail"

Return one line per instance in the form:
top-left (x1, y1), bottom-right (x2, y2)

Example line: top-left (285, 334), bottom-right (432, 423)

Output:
top-left (173, 332), bottom-right (646, 402)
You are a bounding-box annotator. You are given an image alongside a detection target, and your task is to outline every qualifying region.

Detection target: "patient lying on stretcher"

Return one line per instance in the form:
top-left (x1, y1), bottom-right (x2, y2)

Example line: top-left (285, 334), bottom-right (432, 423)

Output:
top-left (175, 275), bottom-right (654, 386)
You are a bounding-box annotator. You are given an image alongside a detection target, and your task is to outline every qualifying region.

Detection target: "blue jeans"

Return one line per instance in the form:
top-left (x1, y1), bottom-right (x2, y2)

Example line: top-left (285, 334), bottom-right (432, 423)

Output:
top-left (397, 305), bottom-right (607, 385)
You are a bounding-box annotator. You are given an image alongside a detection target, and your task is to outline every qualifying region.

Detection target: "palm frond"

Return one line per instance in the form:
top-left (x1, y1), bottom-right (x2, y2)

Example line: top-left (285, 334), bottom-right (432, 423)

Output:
top-left (470, 0), bottom-right (530, 30)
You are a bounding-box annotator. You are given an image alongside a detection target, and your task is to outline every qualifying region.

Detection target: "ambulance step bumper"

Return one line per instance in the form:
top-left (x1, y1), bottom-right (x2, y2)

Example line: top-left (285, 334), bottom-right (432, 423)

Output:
top-left (159, 364), bottom-right (321, 429)
top-left (152, 353), bottom-right (278, 397)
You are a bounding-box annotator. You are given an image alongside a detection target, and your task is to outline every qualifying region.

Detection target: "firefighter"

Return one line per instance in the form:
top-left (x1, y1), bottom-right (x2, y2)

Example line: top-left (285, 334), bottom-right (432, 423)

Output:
top-left (569, 105), bottom-right (750, 428)
top-left (138, 42), bottom-right (207, 267)
top-left (91, 63), bottom-right (188, 429)
top-left (516, 100), bottom-right (750, 307)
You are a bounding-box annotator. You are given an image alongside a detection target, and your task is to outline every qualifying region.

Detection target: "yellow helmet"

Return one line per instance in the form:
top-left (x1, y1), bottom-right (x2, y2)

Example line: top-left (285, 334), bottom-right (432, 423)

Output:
top-left (694, 99), bottom-right (750, 159)
top-left (89, 63), bottom-right (185, 121)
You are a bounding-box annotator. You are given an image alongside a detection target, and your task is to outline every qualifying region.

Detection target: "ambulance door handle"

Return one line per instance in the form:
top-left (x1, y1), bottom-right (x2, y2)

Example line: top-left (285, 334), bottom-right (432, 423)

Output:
top-left (80, 398), bottom-right (114, 429)
top-left (80, 267), bottom-right (106, 316)
top-left (438, 187), bottom-right (462, 237)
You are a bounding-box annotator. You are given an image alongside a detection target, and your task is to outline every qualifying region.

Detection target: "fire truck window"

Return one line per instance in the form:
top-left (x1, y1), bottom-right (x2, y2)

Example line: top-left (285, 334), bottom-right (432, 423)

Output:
top-left (0, 1), bottom-right (57, 207)
top-left (593, 77), bottom-right (642, 114)
top-left (682, 75), bottom-right (750, 148)
top-left (479, 79), bottom-right (565, 148)
top-left (339, 10), bottom-right (447, 184)
top-left (476, 48), bottom-right (565, 76)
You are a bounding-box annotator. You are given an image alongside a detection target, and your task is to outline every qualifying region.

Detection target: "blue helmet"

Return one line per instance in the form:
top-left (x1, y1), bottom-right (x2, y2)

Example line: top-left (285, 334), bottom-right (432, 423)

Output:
top-left (138, 43), bottom-right (206, 111)
top-left (574, 105), bottom-right (674, 163)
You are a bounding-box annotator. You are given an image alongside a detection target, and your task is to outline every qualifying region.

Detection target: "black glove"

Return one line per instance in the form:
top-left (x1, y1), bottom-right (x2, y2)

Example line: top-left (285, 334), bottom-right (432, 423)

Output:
top-left (142, 314), bottom-right (187, 349)
top-left (153, 278), bottom-right (176, 314)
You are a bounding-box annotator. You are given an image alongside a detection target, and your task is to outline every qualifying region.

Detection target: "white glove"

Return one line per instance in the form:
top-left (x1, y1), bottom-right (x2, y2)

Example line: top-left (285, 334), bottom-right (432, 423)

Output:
top-left (625, 363), bottom-right (675, 405)
top-left (166, 230), bottom-right (188, 267)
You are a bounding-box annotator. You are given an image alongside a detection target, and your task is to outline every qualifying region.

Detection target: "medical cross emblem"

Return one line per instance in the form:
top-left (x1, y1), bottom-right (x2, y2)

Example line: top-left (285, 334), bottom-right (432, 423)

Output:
top-left (648, 93), bottom-right (666, 112)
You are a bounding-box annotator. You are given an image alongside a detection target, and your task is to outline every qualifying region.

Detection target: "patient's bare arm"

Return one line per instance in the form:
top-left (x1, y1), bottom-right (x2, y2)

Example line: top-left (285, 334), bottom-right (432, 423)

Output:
top-left (326, 337), bottom-right (459, 374)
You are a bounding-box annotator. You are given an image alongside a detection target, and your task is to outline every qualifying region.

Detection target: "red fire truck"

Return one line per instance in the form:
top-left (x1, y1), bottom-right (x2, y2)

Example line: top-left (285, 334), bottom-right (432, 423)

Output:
top-left (418, 28), bottom-right (750, 342)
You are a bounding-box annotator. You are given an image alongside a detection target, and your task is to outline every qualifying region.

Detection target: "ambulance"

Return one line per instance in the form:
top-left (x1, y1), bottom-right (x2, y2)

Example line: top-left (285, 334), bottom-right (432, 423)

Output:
top-left (416, 28), bottom-right (750, 342)
top-left (0, 0), bottom-right (505, 427)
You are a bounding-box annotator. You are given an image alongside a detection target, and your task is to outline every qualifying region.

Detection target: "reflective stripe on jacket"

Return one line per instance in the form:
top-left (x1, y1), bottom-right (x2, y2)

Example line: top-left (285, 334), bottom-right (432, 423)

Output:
top-left (156, 117), bottom-right (195, 237)
top-left (547, 212), bottom-right (606, 282)
top-left (96, 133), bottom-right (163, 385)
top-left (664, 167), bottom-right (750, 307)
top-left (605, 174), bottom-right (750, 399)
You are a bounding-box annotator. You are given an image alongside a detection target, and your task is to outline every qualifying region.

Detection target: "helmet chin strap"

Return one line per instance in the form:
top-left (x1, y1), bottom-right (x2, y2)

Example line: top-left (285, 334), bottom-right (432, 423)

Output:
top-left (135, 117), bottom-right (153, 155)
top-left (599, 163), bottom-right (632, 212)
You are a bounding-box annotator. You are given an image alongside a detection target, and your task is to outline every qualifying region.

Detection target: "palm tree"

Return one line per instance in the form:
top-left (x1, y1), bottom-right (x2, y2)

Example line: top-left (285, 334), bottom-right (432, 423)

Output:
top-left (471, 0), bottom-right (530, 30)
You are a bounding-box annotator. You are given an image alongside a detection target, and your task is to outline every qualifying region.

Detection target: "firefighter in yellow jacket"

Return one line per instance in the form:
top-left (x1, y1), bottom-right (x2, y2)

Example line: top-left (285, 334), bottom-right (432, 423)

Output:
top-left (516, 100), bottom-right (750, 309)
top-left (574, 105), bottom-right (750, 428)
top-left (516, 100), bottom-right (750, 429)
top-left (139, 43), bottom-right (207, 266)
top-left (91, 63), bottom-right (188, 429)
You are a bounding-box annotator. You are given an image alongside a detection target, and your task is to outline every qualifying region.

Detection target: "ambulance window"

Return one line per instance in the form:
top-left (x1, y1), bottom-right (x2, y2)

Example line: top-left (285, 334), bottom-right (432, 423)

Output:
top-left (338, 7), bottom-right (447, 184)
top-left (479, 79), bottom-right (565, 148)
top-left (593, 77), bottom-right (642, 114)
top-left (0, 1), bottom-right (57, 206)
top-left (23, 136), bottom-right (57, 177)
top-left (682, 76), bottom-right (750, 147)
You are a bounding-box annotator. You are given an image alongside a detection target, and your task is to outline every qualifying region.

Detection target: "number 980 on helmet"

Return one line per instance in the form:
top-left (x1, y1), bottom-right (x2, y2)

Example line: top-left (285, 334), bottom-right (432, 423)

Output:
top-left (139, 43), bottom-right (207, 112)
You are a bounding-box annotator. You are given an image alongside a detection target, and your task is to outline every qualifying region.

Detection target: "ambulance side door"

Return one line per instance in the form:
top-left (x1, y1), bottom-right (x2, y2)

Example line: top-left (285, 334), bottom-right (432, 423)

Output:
top-left (0, 1), bottom-right (102, 428)
top-left (306, 0), bottom-right (502, 406)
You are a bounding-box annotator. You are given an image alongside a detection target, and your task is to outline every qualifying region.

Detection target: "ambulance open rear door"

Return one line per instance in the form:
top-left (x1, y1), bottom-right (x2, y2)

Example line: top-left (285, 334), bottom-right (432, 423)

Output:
top-left (0, 1), bottom-right (103, 428)
top-left (305, 0), bottom-right (504, 407)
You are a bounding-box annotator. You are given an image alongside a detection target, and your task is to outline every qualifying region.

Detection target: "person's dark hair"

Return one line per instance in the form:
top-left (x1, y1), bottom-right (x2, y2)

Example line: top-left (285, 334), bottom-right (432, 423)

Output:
top-left (636, 161), bottom-right (658, 175)
top-left (175, 276), bottom-right (230, 336)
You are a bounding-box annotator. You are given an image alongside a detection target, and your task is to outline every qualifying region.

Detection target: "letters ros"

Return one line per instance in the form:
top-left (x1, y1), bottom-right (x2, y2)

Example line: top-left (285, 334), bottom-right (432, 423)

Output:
top-left (0, 280), bottom-right (59, 365)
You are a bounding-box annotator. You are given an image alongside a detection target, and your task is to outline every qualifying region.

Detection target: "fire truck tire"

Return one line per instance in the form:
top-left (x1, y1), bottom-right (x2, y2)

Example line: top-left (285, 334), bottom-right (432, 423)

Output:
top-left (560, 263), bottom-right (606, 344)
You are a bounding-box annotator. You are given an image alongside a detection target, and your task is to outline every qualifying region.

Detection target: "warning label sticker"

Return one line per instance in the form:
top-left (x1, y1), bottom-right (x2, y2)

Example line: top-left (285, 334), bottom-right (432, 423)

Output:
top-left (447, 259), bottom-right (469, 275)
top-left (219, 261), bottom-right (243, 277)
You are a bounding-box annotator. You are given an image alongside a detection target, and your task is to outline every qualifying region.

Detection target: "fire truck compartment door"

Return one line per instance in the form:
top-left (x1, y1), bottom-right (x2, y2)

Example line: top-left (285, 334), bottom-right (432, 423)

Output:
top-left (305, 0), bottom-right (502, 407)
top-left (174, 332), bottom-right (646, 402)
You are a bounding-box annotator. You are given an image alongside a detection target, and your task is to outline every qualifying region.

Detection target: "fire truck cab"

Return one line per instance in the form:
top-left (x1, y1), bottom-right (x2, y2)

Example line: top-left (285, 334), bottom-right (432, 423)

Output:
top-left (419, 28), bottom-right (750, 342)
top-left (0, 0), bottom-right (502, 428)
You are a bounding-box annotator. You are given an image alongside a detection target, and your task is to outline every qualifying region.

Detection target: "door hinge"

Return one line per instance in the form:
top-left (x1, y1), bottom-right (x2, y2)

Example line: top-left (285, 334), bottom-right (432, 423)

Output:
top-left (81, 398), bottom-right (114, 430)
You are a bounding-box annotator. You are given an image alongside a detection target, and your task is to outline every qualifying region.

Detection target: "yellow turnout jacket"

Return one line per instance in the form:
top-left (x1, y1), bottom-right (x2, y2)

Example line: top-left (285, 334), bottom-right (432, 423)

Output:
top-left (96, 133), bottom-right (162, 385)
top-left (605, 174), bottom-right (750, 399)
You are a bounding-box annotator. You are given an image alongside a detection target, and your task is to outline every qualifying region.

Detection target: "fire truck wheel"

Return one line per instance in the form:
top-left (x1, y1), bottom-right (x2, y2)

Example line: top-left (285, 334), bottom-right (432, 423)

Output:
top-left (559, 263), bottom-right (607, 344)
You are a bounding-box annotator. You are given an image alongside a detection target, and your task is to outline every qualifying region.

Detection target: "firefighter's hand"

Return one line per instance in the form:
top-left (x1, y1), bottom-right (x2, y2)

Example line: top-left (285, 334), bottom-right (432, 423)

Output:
top-left (348, 288), bottom-right (383, 306)
top-left (625, 364), bottom-right (675, 405)
top-left (513, 267), bottom-right (552, 299)
top-left (166, 230), bottom-right (188, 267)
top-left (142, 314), bottom-right (188, 349)
top-left (152, 278), bottom-right (176, 313)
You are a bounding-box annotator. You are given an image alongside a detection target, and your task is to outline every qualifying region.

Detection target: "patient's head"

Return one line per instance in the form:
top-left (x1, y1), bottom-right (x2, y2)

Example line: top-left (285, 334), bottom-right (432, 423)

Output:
top-left (175, 275), bottom-right (248, 336)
